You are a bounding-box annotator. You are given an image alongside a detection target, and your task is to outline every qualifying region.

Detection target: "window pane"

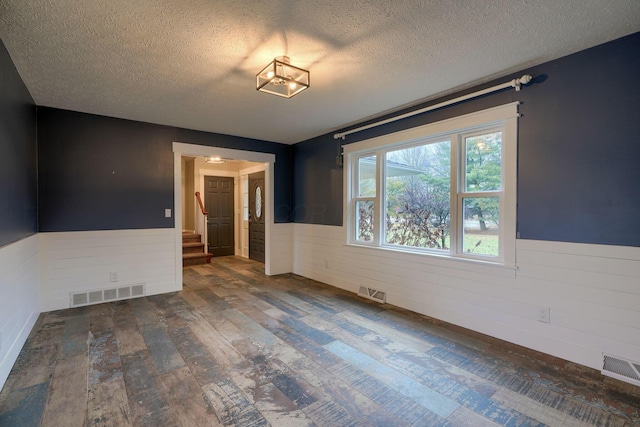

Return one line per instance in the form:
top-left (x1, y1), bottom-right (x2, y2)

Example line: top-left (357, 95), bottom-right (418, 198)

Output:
top-left (255, 186), bottom-right (262, 219)
top-left (385, 141), bottom-right (450, 249)
top-left (243, 194), bottom-right (249, 220)
top-left (355, 200), bottom-right (374, 242)
top-left (358, 156), bottom-right (376, 197)
top-left (462, 197), bottom-right (499, 256)
top-left (465, 132), bottom-right (502, 192)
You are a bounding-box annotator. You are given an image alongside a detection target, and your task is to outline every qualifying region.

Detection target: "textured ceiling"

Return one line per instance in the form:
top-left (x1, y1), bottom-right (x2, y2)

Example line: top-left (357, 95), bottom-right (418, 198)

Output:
top-left (1, 1), bottom-right (639, 144)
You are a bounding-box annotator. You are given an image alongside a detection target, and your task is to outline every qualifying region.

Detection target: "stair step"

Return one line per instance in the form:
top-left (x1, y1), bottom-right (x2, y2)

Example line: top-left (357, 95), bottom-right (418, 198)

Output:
top-left (182, 241), bottom-right (204, 251)
top-left (183, 248), bottom-right (205, 254)
top-left (183, 252), bottom-right (212, 267)
top-left (181, 232), bottom-right (209, 266)
top-left (182, 253), bottom-right (209, 259)
top-left (182, 233), bottom-right (201, 244)
top-left (182, 242), bottom-right (203, 247)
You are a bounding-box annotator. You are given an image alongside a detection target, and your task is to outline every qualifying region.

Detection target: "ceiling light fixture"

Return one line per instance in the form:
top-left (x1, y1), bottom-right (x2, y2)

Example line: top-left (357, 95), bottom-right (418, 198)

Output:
top-left (256, 56), bottom-right (309, 98)
top-left (205, 156), bottom-right (226, 164)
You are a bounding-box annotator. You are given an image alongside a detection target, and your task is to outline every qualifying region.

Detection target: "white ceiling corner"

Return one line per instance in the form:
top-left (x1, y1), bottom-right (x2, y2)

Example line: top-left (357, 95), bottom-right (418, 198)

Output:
top-left (1, 0), bottom-right (639, 144)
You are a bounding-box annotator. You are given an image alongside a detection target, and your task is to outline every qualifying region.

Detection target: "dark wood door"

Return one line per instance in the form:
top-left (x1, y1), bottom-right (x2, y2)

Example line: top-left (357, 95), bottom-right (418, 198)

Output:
top-left (249, 171), bottom-right (265, 263)
top-left (204, 176), bottom-right (234, 257)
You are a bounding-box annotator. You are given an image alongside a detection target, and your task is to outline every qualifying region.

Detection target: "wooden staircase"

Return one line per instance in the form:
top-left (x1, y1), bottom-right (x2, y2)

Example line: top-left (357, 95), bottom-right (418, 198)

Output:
top-left (182, 231), bottom-right (211, 267)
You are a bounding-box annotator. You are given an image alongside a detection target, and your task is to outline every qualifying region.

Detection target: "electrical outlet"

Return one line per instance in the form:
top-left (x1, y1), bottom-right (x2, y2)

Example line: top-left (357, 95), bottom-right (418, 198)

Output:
top-left (110, 272), bottom-right (119, 282)
top-left (537, 307), bottom-right (550, 323)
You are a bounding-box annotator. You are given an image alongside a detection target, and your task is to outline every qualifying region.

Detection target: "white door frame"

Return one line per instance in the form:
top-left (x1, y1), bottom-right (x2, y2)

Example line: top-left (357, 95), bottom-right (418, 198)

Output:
top-left (172, 142), bottom-right (277, 289)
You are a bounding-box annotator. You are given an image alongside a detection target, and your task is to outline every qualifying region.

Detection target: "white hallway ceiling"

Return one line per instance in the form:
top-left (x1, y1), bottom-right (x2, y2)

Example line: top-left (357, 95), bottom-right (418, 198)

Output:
top-left (1, 1), bottom-right (639, 144)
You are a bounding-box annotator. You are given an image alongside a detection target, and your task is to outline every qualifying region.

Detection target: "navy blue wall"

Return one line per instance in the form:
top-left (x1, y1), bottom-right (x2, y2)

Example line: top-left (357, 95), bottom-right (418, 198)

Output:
top-left (293, 32), bottom-right (640, 247)
top-left (38, 108), bottom-right (292, 232)
top-left (0, 39), bottom-right (37, 247)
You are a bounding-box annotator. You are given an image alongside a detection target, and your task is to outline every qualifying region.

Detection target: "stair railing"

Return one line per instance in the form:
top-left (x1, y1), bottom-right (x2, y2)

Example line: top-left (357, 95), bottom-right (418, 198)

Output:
top-left (195, 192), bottom-right (208, 254)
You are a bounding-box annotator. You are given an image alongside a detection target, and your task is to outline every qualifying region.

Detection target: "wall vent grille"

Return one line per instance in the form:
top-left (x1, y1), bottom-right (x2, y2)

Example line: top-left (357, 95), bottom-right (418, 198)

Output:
top-left (358, 286), bottom-right (387, 303)
top-left (88, 291), bottom-right (102, 303)
top-left (72, 292), bottom-right (88, 306)
top-left (70, 283), bottom-right (146, 308)
top-left (132, 284), bottom-right (144, 297)
top-left (104, 288), bottom-right (117, 301)
top-left (602, 353), bottom-right (640, 387)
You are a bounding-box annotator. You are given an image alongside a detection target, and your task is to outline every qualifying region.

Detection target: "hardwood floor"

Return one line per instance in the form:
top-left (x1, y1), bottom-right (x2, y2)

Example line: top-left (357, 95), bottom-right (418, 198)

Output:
top-left (1, 256), bottom-right (638, 426)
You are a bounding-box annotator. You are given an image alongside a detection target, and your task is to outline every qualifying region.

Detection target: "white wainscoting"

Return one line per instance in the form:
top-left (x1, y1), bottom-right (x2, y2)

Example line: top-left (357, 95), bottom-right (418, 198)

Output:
top-left (292, 223), bottom-right (640, 371)
top-left (0, 235), bottom-right (40, 391)
top-left (267, 223), bottom-right (293, 276)
top-left (39, 229), bottom-right (178, 312)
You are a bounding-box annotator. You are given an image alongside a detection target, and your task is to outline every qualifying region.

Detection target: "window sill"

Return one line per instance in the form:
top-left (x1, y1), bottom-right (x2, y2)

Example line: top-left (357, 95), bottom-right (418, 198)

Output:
top-left (344, 241), bottom-right (517, 271)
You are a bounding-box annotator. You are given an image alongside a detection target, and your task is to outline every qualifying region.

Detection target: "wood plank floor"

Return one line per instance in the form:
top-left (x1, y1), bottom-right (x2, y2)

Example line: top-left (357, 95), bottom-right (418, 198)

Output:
top-left (1, 256), bottom-right (639, 426)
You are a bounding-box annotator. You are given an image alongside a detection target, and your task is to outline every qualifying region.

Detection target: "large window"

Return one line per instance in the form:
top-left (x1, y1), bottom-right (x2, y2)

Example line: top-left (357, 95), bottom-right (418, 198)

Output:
top-left (345, 103), bottom-right (518, 266)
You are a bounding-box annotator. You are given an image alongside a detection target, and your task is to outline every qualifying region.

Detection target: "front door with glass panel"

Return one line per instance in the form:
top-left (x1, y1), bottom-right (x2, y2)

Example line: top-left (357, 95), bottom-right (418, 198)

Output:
top-left (248, 171), bottom-right (265, 263)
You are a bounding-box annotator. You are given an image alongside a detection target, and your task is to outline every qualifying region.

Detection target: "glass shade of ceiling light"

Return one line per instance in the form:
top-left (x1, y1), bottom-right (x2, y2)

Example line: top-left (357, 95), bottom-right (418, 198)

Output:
top-left (205, 156), bottom-right (226, 164)
top-left (257, 56), bottom-right (309, 98)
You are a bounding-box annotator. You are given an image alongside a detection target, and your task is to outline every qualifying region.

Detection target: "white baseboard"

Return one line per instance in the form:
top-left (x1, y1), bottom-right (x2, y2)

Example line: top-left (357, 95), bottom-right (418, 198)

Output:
top-left (0, 235), bottom-right (40, 391)
top-left (0, 306), bottom-right (39, 391)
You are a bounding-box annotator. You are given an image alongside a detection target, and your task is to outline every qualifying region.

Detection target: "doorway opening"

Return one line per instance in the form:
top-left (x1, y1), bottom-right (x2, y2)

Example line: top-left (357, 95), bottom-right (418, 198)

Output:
top-left (182, 156), bottom-right (265, 261)
top-left (172, 143), bottom-right (277, 284)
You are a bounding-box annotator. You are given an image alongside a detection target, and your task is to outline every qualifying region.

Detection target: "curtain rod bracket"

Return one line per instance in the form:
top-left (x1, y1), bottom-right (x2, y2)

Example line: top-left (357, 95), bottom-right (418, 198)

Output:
top-left (513, 74), bottom-right (533, 91)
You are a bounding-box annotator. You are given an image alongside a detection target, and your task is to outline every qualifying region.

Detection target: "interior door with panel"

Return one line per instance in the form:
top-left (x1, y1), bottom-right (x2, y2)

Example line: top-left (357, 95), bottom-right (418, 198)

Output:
top-left (204, 175), bottom-right (234, 257)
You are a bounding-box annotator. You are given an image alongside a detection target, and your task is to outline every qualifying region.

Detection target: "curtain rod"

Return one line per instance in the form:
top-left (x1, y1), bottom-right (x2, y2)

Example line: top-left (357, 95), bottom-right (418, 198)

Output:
top-left (334, 74), bottom-right (533, 140)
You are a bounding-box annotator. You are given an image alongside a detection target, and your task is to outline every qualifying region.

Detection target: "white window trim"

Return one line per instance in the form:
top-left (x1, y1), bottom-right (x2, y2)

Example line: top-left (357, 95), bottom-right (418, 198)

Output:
top-left (343, 102), bottom-right (519, 267)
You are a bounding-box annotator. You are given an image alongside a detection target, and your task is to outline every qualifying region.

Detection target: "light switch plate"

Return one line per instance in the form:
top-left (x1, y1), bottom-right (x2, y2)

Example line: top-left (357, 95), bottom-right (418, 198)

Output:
top-left (165, 208), bottom-right (172, 218)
